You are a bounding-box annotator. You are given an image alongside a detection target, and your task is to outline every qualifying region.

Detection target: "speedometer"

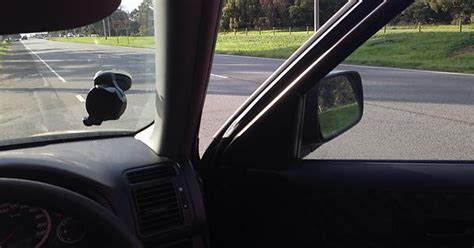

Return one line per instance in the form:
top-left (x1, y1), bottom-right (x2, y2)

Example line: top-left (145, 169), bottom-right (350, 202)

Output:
top-left (0, 203), bottom-right (51, 248)
top-left (56, 217), bottom-right (86, 244)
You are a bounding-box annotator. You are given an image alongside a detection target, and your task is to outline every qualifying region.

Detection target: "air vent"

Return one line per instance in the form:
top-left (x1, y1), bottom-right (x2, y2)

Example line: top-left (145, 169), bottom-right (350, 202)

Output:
top-left (127, 164), bottom-right (178, 184)
top-left (134, 182), bottom-right (184, 235)
top-left (144, 239), bottom-right (192, 248)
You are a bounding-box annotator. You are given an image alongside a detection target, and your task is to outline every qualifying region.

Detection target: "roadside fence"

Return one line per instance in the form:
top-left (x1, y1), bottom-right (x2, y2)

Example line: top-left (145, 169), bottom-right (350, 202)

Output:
top-left (220, 24), bottom-right (474, 36)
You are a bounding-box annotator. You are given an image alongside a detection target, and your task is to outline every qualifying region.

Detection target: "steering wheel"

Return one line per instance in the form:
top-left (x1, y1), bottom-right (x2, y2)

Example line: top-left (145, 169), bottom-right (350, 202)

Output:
top-left (0, 178), bottom-right (143, 248)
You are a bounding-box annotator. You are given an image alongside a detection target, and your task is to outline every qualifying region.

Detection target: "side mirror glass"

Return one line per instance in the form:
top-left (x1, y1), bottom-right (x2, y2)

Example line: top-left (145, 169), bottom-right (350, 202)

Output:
top-left (317, 72), bottom-right (362, 140)
top-left (300, 71), bottom-right (363, 157)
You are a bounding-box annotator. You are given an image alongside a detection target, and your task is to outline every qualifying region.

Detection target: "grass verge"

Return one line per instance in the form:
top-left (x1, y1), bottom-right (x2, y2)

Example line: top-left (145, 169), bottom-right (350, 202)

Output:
top-left (216, 30), bottom-right (474, 73)
top-left (0, 41), bottom-right (9, 70)
top-left (0, 41), bottom-right (8, 56)
top-left (216, 30), bottom-right (311, 58)
top-left (49, 25), bottom-right (474, 73)
top-left (49, 36), bottom-right (154, 48)
top-left (319, 103), bottom-right (359, 138)
top-left (346, 32), bottom-right (474, 73)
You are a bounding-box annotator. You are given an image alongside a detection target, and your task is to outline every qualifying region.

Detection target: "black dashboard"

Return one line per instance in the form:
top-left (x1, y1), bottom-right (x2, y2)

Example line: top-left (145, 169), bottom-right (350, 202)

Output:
top-left (0, 137), bottom-right (207, 248)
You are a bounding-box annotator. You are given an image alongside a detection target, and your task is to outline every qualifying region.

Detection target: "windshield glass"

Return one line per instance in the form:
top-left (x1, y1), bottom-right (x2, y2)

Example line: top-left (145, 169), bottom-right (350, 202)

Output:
top-left (0, 0), bottom-right (155, 146)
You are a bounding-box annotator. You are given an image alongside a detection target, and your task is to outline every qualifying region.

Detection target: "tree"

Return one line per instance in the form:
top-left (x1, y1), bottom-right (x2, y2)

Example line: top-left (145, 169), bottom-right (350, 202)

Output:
top-left (245, 0), bottom-right (264, 27)
top-left (320, 0), bottom-right (346, 24)
top-left (129, 0), bottom-right (154, 36)
top-left (424, 0), bottom-right (473, 23)
top-left (390, 0), bottom-right (457, 25)
top-left (393, 1), bottom-right (442, 24)
top-left (288, 5), bottom-right (305, 26)
top-left (288, 0), bottom-right (313, 27)
top-left (221, 0), bottom-right (242, 30)
top-left (260, 0), bottom-right (292, 27)
top-left (220, 0), bottom-right (264, 30)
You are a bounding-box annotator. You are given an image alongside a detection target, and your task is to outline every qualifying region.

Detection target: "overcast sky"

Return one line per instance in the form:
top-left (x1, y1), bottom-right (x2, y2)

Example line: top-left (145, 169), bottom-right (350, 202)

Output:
top-left (121, 0), bottom-right (142, 12)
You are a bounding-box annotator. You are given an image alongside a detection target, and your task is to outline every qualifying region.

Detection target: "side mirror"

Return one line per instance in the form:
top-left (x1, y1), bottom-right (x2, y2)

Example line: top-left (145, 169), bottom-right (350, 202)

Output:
top-left (300, 71), bottom-right (363, 157)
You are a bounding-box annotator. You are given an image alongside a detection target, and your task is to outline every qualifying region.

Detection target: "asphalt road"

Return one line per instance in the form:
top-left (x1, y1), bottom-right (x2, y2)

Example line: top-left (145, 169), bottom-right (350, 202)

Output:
top-left (0, 39), bottom-right (472, 159)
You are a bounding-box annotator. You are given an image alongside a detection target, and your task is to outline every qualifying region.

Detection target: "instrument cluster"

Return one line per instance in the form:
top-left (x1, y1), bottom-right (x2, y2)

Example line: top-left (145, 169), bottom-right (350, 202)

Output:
top-left (0, 203), bottom-right (91, 248)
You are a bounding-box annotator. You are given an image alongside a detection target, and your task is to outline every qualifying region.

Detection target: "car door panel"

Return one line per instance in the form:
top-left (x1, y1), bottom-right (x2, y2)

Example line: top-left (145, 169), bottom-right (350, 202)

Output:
top-left (290, 161), bottom-right (474, 247)
top-left (204, 161), bottom-right (474, 247)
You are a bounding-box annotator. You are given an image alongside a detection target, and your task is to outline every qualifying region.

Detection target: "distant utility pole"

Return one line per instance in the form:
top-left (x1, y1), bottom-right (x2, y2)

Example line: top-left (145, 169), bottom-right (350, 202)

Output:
top-left (107, 17), bottom-right (112, 37)
top-left (102, 19), bottom-right (108, 39)
top-left (314, 0), bottom-right (320, 31)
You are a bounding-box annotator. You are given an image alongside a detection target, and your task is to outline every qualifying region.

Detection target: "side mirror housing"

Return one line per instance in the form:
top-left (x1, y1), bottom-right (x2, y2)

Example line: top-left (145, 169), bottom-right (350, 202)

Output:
top-left (300, 71), bottom-right (364, 157)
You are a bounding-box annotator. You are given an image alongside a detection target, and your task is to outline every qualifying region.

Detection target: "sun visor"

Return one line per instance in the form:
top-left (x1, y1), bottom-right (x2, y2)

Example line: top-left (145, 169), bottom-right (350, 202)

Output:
top-left (0, 0), bottom-right (121, 34)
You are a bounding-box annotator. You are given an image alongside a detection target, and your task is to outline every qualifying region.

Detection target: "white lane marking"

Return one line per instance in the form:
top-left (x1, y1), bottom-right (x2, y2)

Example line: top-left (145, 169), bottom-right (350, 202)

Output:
top-left (211, 73), bottom-right (229, 79)
top-left (98, 54), bottom-right (121, 59)
top-left (22, 42), bottom-right (67, 83)
top-left (75, 95), bottom-right (86, 103)
top-left (340, 64), bottom-right (474, 78)
top-left (215, 54), bottom-right (474, 78)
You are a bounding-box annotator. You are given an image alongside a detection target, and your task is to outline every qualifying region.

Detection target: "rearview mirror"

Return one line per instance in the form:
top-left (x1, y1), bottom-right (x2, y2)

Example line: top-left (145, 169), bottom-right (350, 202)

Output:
top-left (300, 71), bottom-right (363, 157)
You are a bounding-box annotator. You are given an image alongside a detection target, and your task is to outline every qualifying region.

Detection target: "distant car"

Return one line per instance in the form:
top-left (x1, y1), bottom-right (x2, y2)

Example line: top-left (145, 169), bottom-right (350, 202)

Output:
top-left (21, 35), bottom-right (27, 40)
top-left (7, 34), bottom-right (21, 42)
top-left (66, 32), bottom-right (75, 37)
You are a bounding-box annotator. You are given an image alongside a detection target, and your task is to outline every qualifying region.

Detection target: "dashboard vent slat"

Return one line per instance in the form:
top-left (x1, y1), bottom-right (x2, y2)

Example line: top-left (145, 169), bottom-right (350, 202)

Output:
top-left (126, 164), bottom-right (178, 184)
top-left (137, 197), bottom-right (178, 208)
top-left (133, 182), bottom-right (184, 235)
top-left (162, 239), bottom-right (192, 248)
top-left (145, 238), bottom-right (192, 248)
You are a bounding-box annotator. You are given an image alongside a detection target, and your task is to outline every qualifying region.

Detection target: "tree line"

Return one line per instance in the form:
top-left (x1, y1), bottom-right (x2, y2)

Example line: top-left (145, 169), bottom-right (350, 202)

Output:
top-left (219, 0), bottom-right (473, 30)
top-left (57, 0), bottom-right (473, 37)
top-left (393, 0), bottom-right (473, 25)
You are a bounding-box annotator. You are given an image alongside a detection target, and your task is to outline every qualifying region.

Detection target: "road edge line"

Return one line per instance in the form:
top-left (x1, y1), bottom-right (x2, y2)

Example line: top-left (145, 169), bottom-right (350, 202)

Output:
top-left (341, 64), bottom-right (474, 78)
top-left (22, 42), bottom-right (67, 83)
top-left (75, 95), bottom-right (86, 103)
top-left (215, 54), bottom-right (474, 77)
top-left (210, 73), bottom-right (229, 79)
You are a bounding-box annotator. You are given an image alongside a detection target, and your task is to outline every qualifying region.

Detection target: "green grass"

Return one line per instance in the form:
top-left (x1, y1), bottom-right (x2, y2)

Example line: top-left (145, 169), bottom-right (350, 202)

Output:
top-left (319, 103), bottom-right (359, 138)
top-left (50, 36), bottom-right (155, 48)
top-left (0, 41), bottom-right (8, 56)
top-left (0, 41), bottom-right (9, 70)
top-left (216, 28), bottom-right (474, 73)
top-left (382, 24), bottom-right (474, 33)
top-left (216, 30), bottom-right (312, 58)
top-left (49, 25), bottom-right (474, 73)
top-left (347, 32), bottom-right (474, 73)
